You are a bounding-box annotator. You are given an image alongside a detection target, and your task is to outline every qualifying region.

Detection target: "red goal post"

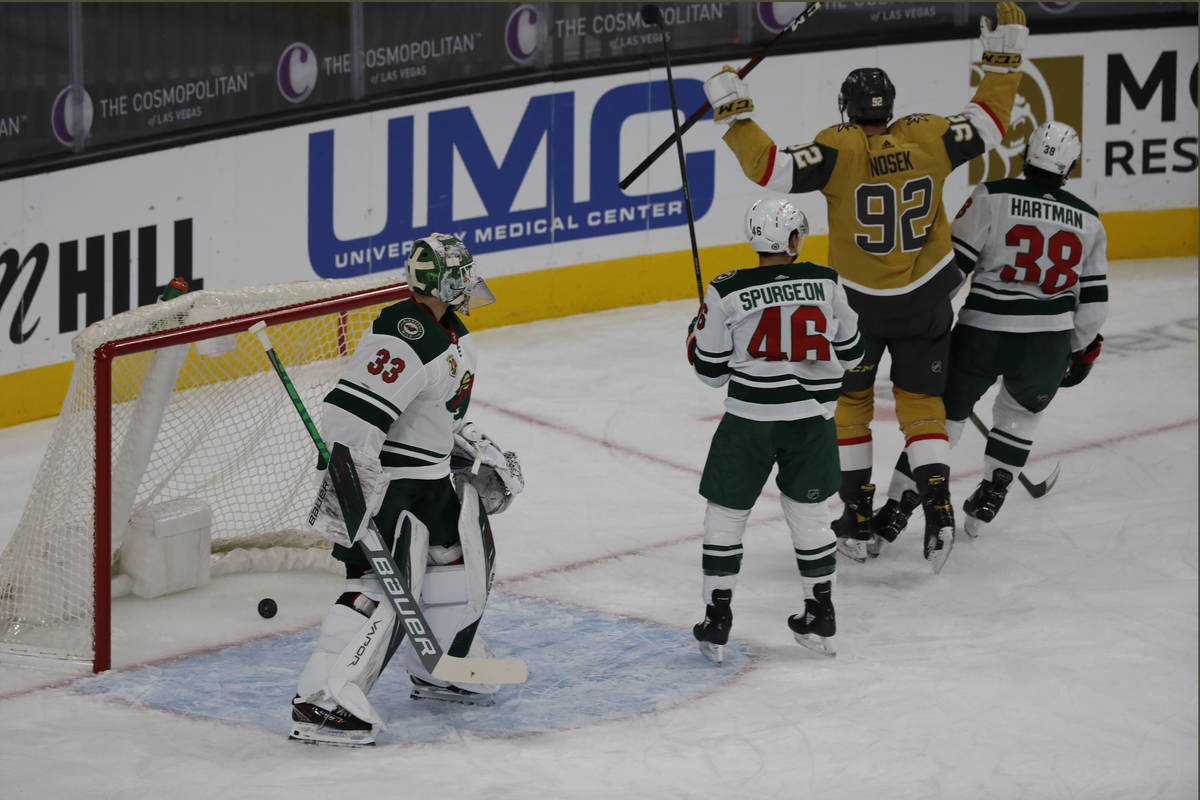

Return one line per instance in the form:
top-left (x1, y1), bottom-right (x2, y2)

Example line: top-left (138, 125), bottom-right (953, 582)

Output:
top-left (0, 275), bottom-right (410, 672)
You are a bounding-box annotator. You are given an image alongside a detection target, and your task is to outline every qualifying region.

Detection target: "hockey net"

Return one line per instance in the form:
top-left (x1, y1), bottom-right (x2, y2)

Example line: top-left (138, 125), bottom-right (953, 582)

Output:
top-left (0, 274), bottom-right (410, 671)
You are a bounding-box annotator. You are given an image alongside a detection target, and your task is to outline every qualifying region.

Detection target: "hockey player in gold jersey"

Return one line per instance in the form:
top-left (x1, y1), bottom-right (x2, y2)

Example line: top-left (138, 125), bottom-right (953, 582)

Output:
top-left (703, 2), bottom-right (1029, 573)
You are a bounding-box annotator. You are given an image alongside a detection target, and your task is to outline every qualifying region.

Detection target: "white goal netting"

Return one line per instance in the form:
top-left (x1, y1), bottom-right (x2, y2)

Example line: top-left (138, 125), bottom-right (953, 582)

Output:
top-left (0, 274), bottom-right (409, 668)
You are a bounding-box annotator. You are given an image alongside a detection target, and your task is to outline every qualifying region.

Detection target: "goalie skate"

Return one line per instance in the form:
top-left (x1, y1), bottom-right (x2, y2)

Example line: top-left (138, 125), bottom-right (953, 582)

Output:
top-left (410, 676), bottom-right (497, 706)
top-left (289, 696), bottom-right (376, 747)
top-left (787, 582), bottom-right (836, 657)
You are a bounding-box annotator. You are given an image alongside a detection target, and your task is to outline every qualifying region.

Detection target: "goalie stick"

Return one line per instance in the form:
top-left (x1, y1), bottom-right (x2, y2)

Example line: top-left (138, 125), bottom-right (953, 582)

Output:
top-left (618, 2), bottom-right (822, 191)
top-left (968, 411), bottom-right (1061, 499)
top-left (250, 321), bottom-right (527, 686)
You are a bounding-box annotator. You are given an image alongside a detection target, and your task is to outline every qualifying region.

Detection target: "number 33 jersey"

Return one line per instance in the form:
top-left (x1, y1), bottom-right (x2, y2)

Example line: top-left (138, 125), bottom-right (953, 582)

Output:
top-left (321, 298), bottom-right (478, 480)
top-left (951, 177), bottom-right (1108, 351)
top-left (691, 263), bottom-right (864, 422)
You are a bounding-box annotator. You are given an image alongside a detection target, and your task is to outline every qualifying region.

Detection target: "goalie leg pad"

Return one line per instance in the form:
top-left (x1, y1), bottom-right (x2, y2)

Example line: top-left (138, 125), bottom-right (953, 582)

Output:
top-left (295, 575), bottom-right (395, 728)
top-left (406, 483), bottom-right (497, 695)
top-left (701, 502), bottom-right (750, 602)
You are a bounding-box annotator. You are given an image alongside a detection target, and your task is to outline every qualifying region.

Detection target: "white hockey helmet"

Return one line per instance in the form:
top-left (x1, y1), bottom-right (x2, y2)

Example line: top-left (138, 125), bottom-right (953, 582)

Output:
top-left (745, 196), bottom-right (808, 257)
top-left (1024, 120), bottom-right (1081, 177)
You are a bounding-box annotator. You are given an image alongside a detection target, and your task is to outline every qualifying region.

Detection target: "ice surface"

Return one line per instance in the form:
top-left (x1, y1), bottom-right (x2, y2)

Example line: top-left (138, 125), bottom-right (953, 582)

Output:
top-left (0, 257), bottom-right (1195, 799)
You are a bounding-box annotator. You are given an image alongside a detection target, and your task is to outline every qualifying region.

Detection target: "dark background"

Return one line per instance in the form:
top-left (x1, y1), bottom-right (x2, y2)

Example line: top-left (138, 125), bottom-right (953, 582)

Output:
top-left (0, 2), bottom-right (1194, 180)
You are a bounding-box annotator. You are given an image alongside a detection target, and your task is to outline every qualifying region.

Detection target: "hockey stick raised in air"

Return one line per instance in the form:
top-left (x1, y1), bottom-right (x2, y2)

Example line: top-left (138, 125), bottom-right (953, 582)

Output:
top-left (618, 2), bottom-right (821, 191)
top-left (968, 411), bottom-right (1061, 499)
top-left (250, 321), bottom-right (527, 686)
top-left (642, 4), bottom-right (704, 301)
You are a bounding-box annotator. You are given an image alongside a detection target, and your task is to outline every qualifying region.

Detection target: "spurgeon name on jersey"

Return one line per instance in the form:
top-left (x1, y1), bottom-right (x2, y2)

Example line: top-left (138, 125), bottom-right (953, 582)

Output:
top-left (692, 263), bottom-right (864, 422)
top-left (951, 177), bottom-right (1108, 349)
top-left (322, 298), bottom-right (477, 479)
top-left (718, 71), bottom-right (1021, 324)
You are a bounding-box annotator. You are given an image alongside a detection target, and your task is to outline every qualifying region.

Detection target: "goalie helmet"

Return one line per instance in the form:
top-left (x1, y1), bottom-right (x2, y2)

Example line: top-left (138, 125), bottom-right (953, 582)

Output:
top-left (838, 67), bottom-right (895, 125)
top-left (1024, 120), bottom-right (1081, 178)
top-left (406, 233), bottom-right (495, 313)
top-left (745, 196), bottom-right (808, 257)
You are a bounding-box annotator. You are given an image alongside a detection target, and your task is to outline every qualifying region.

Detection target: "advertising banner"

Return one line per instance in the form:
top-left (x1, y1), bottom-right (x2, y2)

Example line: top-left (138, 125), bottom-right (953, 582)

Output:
top-left (0, 27), bottom-right (1195, 379)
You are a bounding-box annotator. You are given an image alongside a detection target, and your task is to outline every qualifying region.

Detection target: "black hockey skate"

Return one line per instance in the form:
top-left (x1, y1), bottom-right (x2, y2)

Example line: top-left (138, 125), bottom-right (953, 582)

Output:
top-left (410, 676), bottom-right (497, 706)
top-left (832, 483), bottom-right (875, 564)
top-left (921, 476), bottom-right (955, 574)
top-left (867, 489), bottom-right (921, 558)
top-left (962, 468), bottom-right (1013, 538)
top-left (787, 581), bottom-right (836, 657)
top-left (289, 695), bottom-right (375, 747)
top-left (692, 588), bottom-right (733, 664)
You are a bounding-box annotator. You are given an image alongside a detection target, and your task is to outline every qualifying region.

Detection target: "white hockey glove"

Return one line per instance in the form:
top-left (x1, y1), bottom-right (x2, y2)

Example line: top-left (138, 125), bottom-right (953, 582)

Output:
top-left (306, 445), bottom-right (389, 548)
top-left (704, 66), bottom-right (754, 125)
top-left (452, 422), bottom-right (524, 515)
top-left (979, 1), bottom-right (1028, 73)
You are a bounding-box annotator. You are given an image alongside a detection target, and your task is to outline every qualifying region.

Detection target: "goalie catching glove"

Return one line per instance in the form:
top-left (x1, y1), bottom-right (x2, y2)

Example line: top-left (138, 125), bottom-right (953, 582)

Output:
top-left (979, 1), bottom-right (1028, 73)
top-left (452, 422), bottom-right (524, 515)
top-left (704, 66), bottom-right (754, 125)
top-left (1061, 333), bottom-right (1102, 388)
top-left (306, 445), bottom-right (389, 548)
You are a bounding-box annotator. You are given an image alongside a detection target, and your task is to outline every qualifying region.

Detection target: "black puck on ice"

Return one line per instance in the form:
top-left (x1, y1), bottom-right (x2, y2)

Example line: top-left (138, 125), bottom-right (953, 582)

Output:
top-left (258, 598), bottom-right (277, 619)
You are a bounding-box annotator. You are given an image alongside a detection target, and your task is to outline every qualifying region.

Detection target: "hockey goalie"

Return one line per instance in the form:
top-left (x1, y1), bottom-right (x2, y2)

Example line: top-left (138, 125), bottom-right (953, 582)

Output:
top-left (288, 234), bottom-right (524, 747)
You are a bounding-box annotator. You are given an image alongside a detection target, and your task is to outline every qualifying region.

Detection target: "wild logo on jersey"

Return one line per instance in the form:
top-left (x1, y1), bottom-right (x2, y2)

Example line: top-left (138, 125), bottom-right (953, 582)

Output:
top-left (446, 371), bottom-right (474, 420)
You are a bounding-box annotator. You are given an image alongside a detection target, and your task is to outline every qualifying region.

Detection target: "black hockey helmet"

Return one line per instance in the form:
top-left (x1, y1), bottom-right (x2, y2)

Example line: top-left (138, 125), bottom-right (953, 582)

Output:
top-left (838, 67), bottom-right (895, 125)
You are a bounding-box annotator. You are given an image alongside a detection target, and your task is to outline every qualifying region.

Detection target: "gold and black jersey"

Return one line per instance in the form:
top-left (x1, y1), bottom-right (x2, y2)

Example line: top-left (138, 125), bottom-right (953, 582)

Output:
top-left (720, 72), bottom-right (1022, 325)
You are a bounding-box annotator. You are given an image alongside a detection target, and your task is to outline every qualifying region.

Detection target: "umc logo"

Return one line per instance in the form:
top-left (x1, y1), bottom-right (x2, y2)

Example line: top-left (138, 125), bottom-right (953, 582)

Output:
top-left (305, 80), bottom-right (715, 278)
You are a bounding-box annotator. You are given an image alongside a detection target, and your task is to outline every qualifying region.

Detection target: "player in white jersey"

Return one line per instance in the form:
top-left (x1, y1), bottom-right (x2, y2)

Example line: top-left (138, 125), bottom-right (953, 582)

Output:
top-left (289, 234), bottom-right (525, 746)
top-left (875, 121), bottom-right (1107, 541)
top-left (688, 197), bottom-right (864, 661)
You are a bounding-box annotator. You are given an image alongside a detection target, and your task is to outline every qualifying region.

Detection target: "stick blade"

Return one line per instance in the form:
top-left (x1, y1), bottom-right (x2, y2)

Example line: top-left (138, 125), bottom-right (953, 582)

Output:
top-left (1019, 461), bottom-right (1061, 499)
top-left (432, 655), bottom-right (528, 685)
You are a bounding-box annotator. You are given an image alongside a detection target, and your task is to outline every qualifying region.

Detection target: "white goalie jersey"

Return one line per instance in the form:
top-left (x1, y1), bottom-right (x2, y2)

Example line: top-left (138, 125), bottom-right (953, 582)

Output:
top-left (691, 262), bottom-right (864, 422)
top-left (322, 298), bottom-right (478, 480)
top-left (951, 177), bottom-right (1109, 351)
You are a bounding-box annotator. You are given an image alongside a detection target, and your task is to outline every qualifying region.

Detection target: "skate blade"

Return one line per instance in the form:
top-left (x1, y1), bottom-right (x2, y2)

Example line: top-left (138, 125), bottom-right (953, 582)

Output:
top-left (697, 640), bottom-right (724, 664)
top-left (927, 530), bottom-right (955, 574)
top-left (836, 538), bottom-right (868, 563)
top-left (792, 632), bottom-right (836, 657)
top-left (410, 685), bottom-right (497, 706)
top-left (288, 724), bottom-right (375, 747)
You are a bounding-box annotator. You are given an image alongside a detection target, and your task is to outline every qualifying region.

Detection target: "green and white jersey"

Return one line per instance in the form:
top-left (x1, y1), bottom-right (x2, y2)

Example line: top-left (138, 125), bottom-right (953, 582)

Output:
top-left (691, 262), bottom-right (863, 422)
top-left (951, 177), bottom-right (1108, 350)
top-left (322, 298), bottom-right (477, 480)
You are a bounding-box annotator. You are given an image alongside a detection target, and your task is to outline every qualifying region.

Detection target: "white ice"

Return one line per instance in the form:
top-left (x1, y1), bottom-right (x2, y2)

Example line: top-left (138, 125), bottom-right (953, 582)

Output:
top-left (0, 257), bottom-right (1195, 799)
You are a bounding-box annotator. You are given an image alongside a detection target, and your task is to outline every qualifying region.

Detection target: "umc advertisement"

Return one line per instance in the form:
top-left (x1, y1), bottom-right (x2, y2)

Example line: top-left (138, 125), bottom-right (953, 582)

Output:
top-left (0, 27), bottom-right (1195, 422)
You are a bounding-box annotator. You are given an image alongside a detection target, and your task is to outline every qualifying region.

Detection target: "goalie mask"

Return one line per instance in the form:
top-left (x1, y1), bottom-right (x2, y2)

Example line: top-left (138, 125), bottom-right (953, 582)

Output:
top-left (1024, 120), bottom-right (1081, 178)
top-left (838, 67), bottom-right (895, 125)
top-left (745, 197), bottom-right (808, 258)
top-left (406, 233), bottom-right (495, 313)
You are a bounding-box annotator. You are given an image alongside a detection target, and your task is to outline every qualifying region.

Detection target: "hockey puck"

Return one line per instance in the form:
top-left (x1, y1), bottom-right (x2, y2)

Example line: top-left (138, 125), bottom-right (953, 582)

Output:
top-left (257, 598), bottom-right (277, 619)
